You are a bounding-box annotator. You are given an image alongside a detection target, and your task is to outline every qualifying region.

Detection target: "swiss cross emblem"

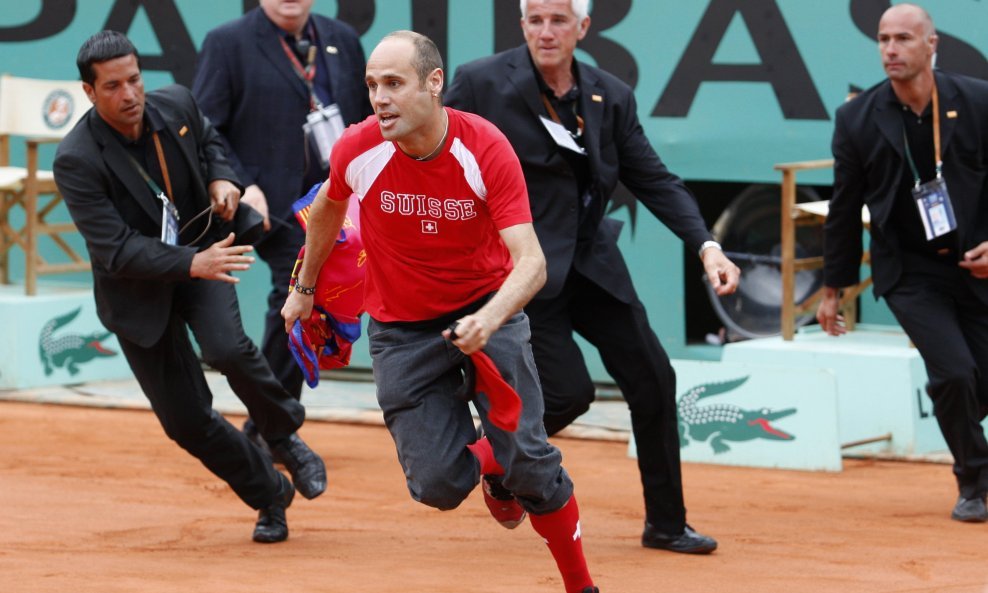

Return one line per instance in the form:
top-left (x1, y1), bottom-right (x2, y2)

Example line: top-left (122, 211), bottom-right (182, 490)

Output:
top-left (422, 220), bottom-right (438, 234)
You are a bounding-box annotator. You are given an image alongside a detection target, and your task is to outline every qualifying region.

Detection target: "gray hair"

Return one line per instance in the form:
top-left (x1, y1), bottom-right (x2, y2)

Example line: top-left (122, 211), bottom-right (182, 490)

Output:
top-left (519, 0), bottom-right (589, 21)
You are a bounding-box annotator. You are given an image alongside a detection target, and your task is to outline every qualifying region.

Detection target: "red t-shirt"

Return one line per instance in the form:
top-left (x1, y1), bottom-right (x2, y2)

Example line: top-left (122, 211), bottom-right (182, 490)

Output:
top-left (325, 107), bottom-right (532, 322)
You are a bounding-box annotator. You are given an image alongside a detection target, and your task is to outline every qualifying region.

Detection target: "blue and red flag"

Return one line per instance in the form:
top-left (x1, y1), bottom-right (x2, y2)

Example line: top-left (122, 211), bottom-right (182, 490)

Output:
top-left (288, 183), bottom-right (366, 387)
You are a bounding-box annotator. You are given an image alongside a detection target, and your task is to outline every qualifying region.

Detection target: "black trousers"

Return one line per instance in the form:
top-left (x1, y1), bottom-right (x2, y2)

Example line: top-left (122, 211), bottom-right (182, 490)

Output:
top-left (884, 259), bottom-right (988, 499)
top-left (256, 221), bottom-right (307, 400)
top-left (526, 269), bottom-right (686, 533)
top-left (117, 279), bottom-right (305, 510)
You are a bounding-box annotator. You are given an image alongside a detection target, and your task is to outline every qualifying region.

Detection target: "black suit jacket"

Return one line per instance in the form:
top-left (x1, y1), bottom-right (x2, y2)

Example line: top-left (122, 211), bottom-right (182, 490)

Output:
top-left (192, 8), bottom-right (372, 220)
top-left (446, 45), bottom-right (712, 302)
top-left (54, 85), bottom-right (241, 347)
top-left (824, 70), bottom-right (988, 303)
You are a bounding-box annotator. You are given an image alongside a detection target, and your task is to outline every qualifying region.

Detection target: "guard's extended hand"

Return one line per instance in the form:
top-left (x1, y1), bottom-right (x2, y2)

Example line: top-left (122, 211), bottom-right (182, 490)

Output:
top-left (241, 184), bottom-right (271, 231)
top-left (190, 232), bottom-right (254, 283)
top-left (209, 179), bottom-right (241, 222)
top-left (959, 241), bottom-right (988, 279)
top-left (702, 248), bottom-right (741, 296)
top-left (815, 286), bottom-right (847, 336)
top-left (443, 314), bottom-right (494, 355)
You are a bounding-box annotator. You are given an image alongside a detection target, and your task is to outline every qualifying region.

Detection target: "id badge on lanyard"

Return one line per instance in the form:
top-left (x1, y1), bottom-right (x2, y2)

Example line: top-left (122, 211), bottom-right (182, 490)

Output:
top-left (912, 177), bottom-right (957, 240)
top-left (159, 192), bottom-right (180, 245)
top-left (904, 80), bottom-right (957, 241)
top-left (539, 92), bottom-right (586, 155)
top-left (279, 31), bottom-right (344, 168)
top-left (127, 131), bottom-right (181, 245)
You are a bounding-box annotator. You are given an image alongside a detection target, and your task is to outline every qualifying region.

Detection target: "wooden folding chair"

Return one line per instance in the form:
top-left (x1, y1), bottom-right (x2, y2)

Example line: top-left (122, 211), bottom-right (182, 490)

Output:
top-left (0, 74), bottom-right (91, 294)
top-left (775, 159), bottom-right (872, 340)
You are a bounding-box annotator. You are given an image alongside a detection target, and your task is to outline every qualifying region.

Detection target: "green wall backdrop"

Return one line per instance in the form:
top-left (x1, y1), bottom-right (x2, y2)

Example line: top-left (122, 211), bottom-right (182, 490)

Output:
top-left (2, 1), bottom-right (985, 373)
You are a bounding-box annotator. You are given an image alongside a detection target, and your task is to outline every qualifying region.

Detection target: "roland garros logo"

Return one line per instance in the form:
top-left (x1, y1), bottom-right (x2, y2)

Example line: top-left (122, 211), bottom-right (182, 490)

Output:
top-left (42, 89), bottom-right (74, 130)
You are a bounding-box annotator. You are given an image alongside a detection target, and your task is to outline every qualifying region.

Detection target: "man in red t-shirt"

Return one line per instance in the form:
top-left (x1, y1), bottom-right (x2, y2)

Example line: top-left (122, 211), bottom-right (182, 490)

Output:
top-left (282, 30), bottom-right (598, 593)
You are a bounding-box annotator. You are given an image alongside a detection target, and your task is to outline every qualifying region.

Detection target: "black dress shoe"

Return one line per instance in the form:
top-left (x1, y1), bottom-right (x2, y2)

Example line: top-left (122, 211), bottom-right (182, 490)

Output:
top-left (270, 433), bottom-right (327, 500)
top-left (951, 495), bottom-right (988, 523)
top-left (253, 473), bottom-right (295, 543)
top-left (642, 523), bottom-right (717, 554)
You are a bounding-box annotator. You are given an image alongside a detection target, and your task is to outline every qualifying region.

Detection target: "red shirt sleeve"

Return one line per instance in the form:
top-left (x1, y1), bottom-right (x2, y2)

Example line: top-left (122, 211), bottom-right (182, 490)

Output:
top-left (480, 130), bottom-right (533, 230)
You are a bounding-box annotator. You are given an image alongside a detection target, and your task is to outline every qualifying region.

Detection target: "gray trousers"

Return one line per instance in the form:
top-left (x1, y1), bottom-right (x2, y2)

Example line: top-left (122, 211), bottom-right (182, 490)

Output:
top-left (368, 310), bottom-right (573, 515)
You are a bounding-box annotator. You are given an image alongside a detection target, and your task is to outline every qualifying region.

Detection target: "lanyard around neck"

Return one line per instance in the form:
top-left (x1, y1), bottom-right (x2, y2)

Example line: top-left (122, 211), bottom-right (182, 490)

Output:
top-left (126, 130), bottom-right (175, 205)
top-left (540, 92), bottom-right (584, 138)
top-left (279, 26), bottom-right (322, 110)
top-left (902, 80), bottom-right (942, 187)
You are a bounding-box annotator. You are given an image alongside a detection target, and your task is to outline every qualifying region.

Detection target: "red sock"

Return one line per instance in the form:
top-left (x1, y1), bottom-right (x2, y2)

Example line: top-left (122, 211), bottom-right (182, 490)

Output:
top-left (466, 436), bottom-right (504, 476)
top-left (529, 495), bottom-right (594, 593)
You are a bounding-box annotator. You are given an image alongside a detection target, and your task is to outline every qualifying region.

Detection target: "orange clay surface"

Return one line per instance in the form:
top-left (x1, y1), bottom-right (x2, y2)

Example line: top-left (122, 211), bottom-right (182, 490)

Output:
top-left (1, 401), bottom-right (986, 593)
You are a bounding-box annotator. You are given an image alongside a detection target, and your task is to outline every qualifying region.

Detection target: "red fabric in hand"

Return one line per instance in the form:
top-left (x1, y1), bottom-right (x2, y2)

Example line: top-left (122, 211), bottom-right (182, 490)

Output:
top-left (471, 351), bottom-right (522, 433)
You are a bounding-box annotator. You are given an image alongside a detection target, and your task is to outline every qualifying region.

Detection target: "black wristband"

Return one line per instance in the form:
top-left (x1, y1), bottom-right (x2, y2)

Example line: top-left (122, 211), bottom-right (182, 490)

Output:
top-left (293, 282), bottom-right (316, 296)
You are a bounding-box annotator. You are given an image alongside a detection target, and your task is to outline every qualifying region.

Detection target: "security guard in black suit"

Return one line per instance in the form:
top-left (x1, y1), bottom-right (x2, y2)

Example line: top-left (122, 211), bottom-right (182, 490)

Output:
top-left (54, 31), bottom-right (326, 543)
top-left (818, 4), bottom-right (988, 523)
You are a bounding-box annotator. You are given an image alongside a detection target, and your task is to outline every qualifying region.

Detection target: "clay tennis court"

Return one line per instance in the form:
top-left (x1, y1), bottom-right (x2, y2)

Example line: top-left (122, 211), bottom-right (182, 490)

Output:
top-left (1, 400), bottom-right (985, 593)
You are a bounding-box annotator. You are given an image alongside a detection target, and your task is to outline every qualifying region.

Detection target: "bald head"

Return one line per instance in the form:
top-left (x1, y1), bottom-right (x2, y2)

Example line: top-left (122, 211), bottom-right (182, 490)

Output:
top-left (365, 31), bottom-right (446, 147)
top-left (880, 3), bottom-right (935, 38)
top-left (877, 3), bottom-right (937, 83)
top-left (377, 30), bottom-right (444, 89)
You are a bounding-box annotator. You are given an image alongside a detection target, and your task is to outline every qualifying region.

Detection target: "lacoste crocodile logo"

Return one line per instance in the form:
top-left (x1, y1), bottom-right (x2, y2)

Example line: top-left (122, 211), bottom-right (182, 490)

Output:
top-left (678, 376), bottom-right (796, 453)
top-left (39, 307), bottom-right (116, 376)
